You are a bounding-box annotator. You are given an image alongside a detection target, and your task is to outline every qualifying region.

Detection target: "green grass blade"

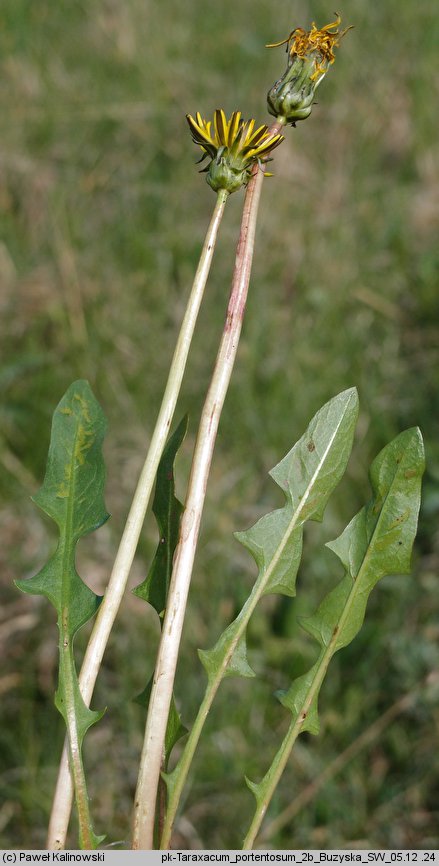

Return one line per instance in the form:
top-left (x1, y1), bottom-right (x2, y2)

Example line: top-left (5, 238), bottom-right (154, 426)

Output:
top-left (243, 427), bottom-right (425, 848)
top-left (160, 388), bottom-right (359, 848)
top-left (15, 380), bottom-right (108, 849)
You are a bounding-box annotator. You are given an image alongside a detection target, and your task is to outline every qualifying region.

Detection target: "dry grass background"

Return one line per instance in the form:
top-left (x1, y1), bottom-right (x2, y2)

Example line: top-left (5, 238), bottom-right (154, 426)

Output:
top-left (0, 0), bottom-right (438, 850)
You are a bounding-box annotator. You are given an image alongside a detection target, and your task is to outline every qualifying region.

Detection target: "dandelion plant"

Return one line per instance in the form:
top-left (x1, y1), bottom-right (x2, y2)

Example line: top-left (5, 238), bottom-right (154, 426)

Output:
top-left (15, 13), bottom-right (427, 853)
top-left (46, 107), bottom-right (283, 850)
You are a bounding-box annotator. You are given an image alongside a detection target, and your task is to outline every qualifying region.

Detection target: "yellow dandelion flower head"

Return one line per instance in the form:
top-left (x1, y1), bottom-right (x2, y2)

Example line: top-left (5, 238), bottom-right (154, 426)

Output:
top-left (186, 110), bottom-right (284, 193)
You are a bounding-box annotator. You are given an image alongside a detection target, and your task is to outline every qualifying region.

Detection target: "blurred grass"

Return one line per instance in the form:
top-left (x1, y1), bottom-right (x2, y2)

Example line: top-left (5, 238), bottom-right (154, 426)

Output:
top-left (1, 0), bottom-right (438, 850)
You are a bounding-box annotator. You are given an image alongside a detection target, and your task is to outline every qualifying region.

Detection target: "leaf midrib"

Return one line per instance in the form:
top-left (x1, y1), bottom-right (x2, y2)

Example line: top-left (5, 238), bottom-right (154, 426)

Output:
top-left (60, 416), bottom-right (81, 623)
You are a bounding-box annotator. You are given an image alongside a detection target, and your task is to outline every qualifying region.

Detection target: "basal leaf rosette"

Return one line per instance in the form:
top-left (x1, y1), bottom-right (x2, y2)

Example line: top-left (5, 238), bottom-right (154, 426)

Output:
top-left (187, 109), bottom-right (284, 193)
top-left (267, 14), bottom-right (352, 123)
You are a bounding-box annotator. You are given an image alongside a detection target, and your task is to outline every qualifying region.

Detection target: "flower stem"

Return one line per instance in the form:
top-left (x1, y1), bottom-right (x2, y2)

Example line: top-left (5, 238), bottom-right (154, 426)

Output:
top-left (132, 122), bottom-right (284, 850)
top-left (46, 188), bottom-right (229, 850)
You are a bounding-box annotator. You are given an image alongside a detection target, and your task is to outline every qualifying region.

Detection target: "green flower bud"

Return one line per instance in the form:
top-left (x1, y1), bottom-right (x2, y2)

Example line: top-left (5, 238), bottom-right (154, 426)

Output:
top-left (266, 15), bottom-right (352, 124)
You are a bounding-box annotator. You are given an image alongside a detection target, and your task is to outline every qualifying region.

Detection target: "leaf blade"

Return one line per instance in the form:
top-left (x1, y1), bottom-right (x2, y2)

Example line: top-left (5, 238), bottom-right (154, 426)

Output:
top-left (305, 426), bottom-right (425, 654)
top-left (16, 380), bottom-right (108, 635)
top-left (201, 388), bottom-right (359, 675)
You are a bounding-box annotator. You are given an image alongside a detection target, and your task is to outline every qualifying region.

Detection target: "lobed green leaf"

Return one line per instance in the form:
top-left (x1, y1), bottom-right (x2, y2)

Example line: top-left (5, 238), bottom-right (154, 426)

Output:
top-left (200, 388), bottom-right (359, 679)
top-left (299, 426), bottom-right (424, 660)
top-left (15, 380), bottom-right (109, 847)
top-left (16, 380), bottom-right (108, 635)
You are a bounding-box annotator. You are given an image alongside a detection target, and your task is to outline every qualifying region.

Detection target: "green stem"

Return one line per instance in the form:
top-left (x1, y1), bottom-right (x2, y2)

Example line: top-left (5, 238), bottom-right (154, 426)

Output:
top-left (259, 689), bottom-right (418, 843)
top-left (47, 188), bottom-right (229, 850)
top-left (56, 419), bottom-right (100, 850)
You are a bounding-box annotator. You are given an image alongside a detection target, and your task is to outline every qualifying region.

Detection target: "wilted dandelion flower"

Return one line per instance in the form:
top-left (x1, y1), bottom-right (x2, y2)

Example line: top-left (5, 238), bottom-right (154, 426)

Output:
top-left (186, 109), bottom-right (284, 193)
top-left (267, 14), bottom-right (352, 124)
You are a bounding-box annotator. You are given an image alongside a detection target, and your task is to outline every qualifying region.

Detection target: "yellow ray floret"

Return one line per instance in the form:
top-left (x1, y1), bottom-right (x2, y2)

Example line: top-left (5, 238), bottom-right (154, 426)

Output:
top-left (187, 110), bottom-right (283, 162)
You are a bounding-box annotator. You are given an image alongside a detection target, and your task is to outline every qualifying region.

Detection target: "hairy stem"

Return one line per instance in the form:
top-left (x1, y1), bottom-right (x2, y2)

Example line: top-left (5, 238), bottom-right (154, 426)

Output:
top-left (46, 189), bottom-right (228, 850)
top-left (132, 122), bottom-right (285, 850)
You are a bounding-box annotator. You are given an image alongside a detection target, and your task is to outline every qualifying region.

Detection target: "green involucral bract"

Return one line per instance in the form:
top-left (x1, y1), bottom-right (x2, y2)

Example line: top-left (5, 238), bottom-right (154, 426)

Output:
top-left (15, 380), bottom-right (109, 849)
top-left (267, 54), bottom-right (322, 123)
top-left (266, 15), bottom-right (350, 124)
top-left (244, 426), bottom-right (424, 848)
